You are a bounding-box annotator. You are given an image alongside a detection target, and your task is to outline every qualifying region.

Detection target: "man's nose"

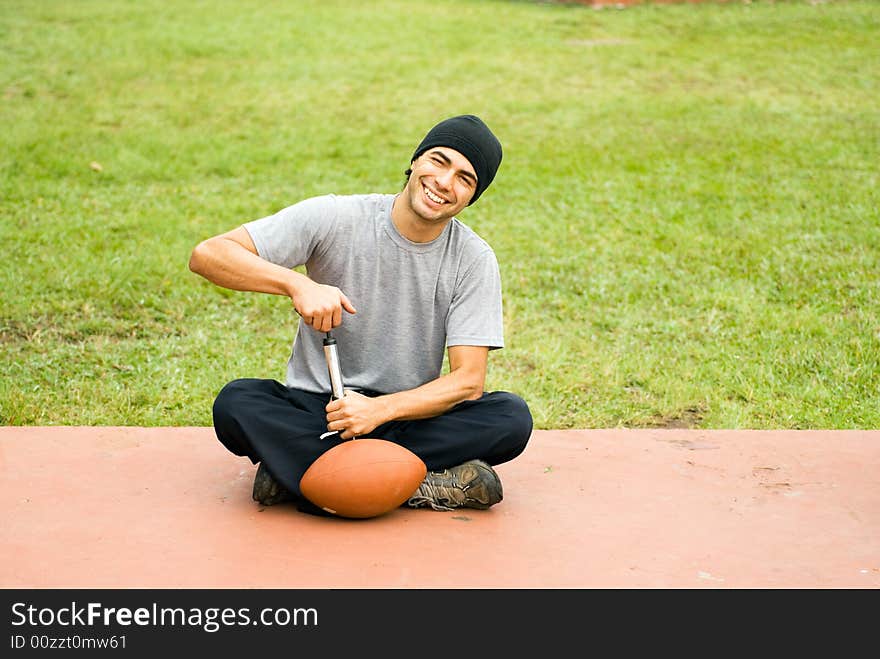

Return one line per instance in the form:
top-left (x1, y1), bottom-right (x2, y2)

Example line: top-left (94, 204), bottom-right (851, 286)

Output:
top-left (435, 168), bottom-right (454, 189)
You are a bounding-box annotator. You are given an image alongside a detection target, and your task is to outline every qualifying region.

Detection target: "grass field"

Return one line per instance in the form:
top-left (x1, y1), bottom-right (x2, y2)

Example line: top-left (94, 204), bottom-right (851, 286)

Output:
top-left (2, 0), bottom-right (878, 429)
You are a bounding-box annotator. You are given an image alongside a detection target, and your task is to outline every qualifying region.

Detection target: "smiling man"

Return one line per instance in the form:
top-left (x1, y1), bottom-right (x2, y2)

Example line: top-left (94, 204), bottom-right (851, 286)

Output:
top-left (189, 114), bottom-right (533, 515)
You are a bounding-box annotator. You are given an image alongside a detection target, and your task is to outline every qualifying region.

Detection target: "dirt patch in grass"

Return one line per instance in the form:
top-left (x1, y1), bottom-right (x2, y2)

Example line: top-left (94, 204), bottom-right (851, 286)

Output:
top-left (549, 0), bottom-right (732, 6)
top-left (1, 315), bottom-right (181, 345)
top-left (649, 405), bottom-right (706, 429)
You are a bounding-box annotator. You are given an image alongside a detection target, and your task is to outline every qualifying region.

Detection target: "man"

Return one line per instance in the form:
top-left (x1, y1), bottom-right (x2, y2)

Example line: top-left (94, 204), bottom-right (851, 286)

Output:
top-left (189, 114), bottom-right (532, 515)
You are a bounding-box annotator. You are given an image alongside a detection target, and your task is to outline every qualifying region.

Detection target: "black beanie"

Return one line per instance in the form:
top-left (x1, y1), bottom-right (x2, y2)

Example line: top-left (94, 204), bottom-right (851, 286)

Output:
top-left (411, 115), bottom-right (503, 205)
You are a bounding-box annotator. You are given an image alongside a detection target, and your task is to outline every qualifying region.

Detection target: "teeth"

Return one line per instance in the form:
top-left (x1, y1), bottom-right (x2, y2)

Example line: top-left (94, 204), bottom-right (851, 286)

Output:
top-left (424, 185), bottom-right (445, 204)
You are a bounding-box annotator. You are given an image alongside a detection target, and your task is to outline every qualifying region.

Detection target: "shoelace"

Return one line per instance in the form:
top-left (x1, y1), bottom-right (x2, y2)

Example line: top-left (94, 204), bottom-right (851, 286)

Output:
top-left (408, 477), bottom-right (466, 511)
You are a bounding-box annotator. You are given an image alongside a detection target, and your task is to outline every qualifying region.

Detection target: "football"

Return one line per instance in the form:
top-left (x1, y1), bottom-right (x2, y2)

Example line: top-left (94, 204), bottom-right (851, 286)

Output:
top-left (299, 438), bottom-right (427, 518)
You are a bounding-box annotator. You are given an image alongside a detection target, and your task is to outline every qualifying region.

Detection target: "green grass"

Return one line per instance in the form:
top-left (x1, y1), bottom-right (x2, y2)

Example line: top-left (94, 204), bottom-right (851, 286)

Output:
top-left (2, 0), bottom-right (878, 429)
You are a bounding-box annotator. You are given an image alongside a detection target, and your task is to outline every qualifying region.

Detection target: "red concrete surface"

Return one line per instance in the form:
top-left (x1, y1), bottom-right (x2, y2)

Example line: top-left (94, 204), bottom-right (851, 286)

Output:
top-left (1, 426), bottom-right (877, 589)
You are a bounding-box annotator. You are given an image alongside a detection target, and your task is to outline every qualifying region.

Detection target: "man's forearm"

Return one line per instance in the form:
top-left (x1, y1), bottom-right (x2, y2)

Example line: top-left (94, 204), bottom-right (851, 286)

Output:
top-left (325, 345), bottom-right (489, 440)
top-left (190, 229), bottom-right (355, 333)
top-left (377, 368), bottom-right (483, 423)
top-left (189, 235), bottom-right (303, 297)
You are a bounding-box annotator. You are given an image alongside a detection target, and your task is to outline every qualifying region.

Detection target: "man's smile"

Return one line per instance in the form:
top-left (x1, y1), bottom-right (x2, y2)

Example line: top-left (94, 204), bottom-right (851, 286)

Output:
top-left (422, 182), bottom-right (450, 205)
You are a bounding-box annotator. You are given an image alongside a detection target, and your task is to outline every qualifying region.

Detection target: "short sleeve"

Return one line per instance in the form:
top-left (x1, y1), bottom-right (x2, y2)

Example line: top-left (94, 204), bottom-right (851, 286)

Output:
top-left (445, 249), bottom-right (504, 350)
top-left (242, 194), bottom-right (337, 268)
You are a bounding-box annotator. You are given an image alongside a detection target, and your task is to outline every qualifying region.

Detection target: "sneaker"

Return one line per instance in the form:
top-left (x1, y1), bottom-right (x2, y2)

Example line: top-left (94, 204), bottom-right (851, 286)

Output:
top-left (407, 459), bottom-right (503, 511)
top-left (252, 463), bottom-right (294, 506)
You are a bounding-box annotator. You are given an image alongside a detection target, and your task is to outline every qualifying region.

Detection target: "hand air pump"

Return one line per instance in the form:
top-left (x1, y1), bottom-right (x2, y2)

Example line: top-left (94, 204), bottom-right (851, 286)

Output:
top-left (320, 331), bottom-right (345, 439)
top-left (323, 331), bottom-right (345, 401)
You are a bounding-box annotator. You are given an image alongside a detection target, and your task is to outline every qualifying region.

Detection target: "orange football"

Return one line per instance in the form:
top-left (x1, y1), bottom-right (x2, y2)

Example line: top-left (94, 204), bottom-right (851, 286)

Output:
top-left (299, 438), bottom-right (427, 518)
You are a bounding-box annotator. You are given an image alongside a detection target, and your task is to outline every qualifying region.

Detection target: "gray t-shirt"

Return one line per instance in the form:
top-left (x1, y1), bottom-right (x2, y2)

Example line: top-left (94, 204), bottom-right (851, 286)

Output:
top-left (243, 193), bottom-right (504, 394)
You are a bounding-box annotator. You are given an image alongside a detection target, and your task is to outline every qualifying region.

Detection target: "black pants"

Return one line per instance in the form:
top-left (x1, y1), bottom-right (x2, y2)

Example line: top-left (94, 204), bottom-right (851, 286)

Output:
top-left (212, 378), bottom-right (533, 499)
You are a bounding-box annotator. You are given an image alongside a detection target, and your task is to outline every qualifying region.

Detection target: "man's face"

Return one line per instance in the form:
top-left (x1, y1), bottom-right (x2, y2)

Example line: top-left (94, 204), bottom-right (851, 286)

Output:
top-left (403, 146), bottom-right (478, 223)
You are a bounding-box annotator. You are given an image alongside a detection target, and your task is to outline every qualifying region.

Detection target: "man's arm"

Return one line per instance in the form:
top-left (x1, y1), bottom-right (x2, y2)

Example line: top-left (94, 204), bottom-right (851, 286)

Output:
top-left (324, 344), bottom-right (489, 440)
top-left (188, 227), bottom-right (355, 332)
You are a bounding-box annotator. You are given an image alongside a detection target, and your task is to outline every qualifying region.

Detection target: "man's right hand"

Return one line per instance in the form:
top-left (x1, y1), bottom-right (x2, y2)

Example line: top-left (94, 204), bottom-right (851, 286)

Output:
top-left (291, 280), bottom-right (357, 333)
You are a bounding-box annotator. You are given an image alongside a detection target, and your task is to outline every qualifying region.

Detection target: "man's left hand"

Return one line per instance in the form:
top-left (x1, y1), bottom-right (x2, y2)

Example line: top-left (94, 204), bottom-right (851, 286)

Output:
top-left (325, 391), bottom-right (389, 440)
